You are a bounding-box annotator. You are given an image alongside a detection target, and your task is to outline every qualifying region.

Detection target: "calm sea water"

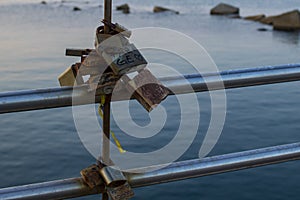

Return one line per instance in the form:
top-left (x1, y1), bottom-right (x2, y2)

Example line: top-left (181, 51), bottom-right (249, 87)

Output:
top-left (1, 1), bottom-right (300, 199)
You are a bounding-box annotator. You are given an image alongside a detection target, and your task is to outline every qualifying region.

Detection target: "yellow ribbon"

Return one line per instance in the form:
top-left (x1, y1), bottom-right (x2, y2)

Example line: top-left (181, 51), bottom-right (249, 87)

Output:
top-left (99, 97), bottom-right (126, 154)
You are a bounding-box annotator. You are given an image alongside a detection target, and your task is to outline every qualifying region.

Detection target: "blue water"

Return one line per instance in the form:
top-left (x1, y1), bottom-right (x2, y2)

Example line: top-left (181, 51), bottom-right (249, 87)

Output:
top-left (1, 1), bottom-right (300, 199)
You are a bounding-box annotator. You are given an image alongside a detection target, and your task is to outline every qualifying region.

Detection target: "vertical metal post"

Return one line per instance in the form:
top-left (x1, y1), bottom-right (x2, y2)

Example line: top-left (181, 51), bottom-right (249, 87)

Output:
top-left (102, 94), bottom-right (111, 165)
top-left (101, 0), bottom-right (113, 164)
top-left (102, 2), bottom-right (112, 199)
top-left (104, 0), bottom-right (112, 33)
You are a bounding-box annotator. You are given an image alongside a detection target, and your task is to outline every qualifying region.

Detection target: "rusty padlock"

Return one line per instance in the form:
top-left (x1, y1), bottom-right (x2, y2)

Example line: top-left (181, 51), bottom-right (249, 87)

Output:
top-left (80, 164), bottom-right (102, 189)
top-left (123, 69), bottom-right (170, 112)
top-left (106, 182), bottom-right (134, 200)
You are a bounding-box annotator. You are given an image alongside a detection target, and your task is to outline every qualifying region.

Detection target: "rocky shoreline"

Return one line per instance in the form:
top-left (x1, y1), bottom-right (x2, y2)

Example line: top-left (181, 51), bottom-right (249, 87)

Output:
top-left (210, 2), bottom-right (300, 32)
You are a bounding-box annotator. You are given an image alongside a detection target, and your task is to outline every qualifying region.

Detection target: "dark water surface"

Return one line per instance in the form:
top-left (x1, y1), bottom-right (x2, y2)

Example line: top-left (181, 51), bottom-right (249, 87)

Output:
top-left (1, 1), bottom-right (300, 199)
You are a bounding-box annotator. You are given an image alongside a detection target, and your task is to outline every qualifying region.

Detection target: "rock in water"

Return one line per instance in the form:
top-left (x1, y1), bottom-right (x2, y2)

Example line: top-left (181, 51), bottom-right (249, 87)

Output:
top-left (153, 6), bottom-right (179, 14)
top-left (41, 1), bottom-right (47, 4)
top-left (257, 28), bottom-right (268, 32)
top-left (116, 4), bottom-right (130, 14)
top-left (273, 10), bottom-right (300, 31)
top-left (260, 15), bottom-right (277, 24)
top-left (210, 3), bottom-right (239, 15)
top-left (244, 14), bottom-right (265, 21)
top-left (73, 6), bottom-right (81, 11)
top-left (259, 10), bottom-right (300, 31)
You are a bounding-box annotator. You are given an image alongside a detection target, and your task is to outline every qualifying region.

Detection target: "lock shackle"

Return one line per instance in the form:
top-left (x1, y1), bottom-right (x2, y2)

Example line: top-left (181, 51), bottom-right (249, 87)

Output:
top-left (107, 180), bottom-right (127, 188)
top-left (99, 166), bottom-right (127, 188)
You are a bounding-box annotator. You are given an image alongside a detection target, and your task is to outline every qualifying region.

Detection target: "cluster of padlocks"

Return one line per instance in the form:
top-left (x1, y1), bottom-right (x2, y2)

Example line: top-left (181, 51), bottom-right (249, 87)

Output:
top-left (59, 20), bottom-right (169, 112)
top-left (58, 21), bottom-right (169, 199)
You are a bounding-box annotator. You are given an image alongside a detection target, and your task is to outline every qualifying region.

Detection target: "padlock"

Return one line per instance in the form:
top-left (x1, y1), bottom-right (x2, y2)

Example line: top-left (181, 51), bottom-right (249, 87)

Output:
top-left (95, 23), bottom-right (131, 53)
top-left (95, 24), bottom-right (147, 76)
top-left (80, 164), bottom-right (102, 189)
top-left (88, 72), bottom-right (119, 94)
top-left (96, 31), bottom-right (129, 50)
top-left (95, 33), bottom-right (112, 47)
top-left (106, 182), bottom-right (134, 200)
top-left (58, 63), bottom-right (84, 87)
top-left (99, 41), bottom-right (147, 76)
top-left (99, 166), bottom-right (127, 188)
top-left (102, 20), bottom-right (132, 38)
top-left (79, 50), bottom-right (108, 76)
top-left (99, 166), bottom-right (134, 200)
top-left (95, 26), bottom-right (117, 46)
top-left (124, 69), bottom-right (169, 112)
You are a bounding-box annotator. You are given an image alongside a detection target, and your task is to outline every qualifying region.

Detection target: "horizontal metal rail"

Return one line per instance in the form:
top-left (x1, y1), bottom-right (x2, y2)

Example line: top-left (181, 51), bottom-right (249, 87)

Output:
top-left (1, 142), bottom-right (300, 200)
top-left (1, 64), bottom-right (300, 114)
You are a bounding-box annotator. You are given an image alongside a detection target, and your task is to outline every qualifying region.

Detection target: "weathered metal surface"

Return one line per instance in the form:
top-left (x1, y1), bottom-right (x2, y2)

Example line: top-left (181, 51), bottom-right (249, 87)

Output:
top-left (125, 69), bottom-right (169, 112)
top-left (80, 164), bottom-right (102, 189)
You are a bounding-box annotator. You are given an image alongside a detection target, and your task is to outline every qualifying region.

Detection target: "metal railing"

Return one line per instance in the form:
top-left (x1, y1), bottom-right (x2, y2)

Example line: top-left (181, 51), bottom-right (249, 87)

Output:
top-left (1, 63), bottom-right (300, 199)
top-left (1, 142), bottom-right (300, 200)
top-left (1, 64), bottom-right (300, 114)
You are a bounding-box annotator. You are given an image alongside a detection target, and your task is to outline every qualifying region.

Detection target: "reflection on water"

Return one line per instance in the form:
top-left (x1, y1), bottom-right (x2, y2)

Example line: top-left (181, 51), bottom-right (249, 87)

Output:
top-left (272, 30), bottom-right (300, 45)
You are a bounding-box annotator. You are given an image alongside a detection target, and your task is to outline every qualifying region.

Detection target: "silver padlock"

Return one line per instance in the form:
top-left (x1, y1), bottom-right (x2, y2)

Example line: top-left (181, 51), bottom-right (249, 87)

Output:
top-left (99, 166), bottom-right (134, 200)
top-left (99, 166), bottom-right (127, 187)
top-left (95, 24), bottom-right (147, 76)
top-left (99, 40), bottom-right (147, 76)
